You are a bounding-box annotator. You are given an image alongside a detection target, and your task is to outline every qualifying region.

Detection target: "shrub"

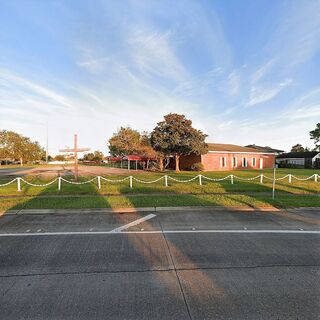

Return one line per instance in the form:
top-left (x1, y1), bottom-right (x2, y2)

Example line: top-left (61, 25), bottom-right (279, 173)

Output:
top-left (191, 162), bottom-right (204, 171)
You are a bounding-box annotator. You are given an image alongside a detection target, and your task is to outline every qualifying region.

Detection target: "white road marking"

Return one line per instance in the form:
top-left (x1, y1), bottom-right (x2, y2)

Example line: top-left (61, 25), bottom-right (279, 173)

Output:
top-left (0, 230), bottom-right (319, 237)
top-left (109, 213), bottom-right (157, 233)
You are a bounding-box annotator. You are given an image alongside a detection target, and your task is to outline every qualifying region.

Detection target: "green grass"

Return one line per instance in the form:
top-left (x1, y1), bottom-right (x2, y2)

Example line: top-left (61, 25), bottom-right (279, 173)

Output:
top-left (0, 168), bottom-right (319, 197)
top-left (0, 168), bottom-right (319, 211)
top-left (1, 194), bottom-right (319, 212)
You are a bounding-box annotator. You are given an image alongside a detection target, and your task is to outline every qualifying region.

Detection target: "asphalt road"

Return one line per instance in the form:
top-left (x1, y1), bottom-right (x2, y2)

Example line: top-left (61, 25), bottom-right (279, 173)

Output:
top-left (0, 208), bottom-right (319, 319)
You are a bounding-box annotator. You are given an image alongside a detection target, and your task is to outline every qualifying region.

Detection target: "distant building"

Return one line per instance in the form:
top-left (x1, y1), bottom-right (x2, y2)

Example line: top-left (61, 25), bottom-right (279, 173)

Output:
top-left (245, 144), bottom-right (285, 155)
top-left (177, 143), bottom-right (276, 171)
top-left (276, 151), bottom-right (320, 168)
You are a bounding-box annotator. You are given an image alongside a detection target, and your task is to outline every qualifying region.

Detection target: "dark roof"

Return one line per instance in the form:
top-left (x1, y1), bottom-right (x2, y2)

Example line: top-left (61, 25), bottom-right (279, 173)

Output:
top-left (207, 143), bottom-right (274, 153)
top-left (245, 144), bottom-right (284, 153)
top-left (277, 151), bottom-right (319, 159)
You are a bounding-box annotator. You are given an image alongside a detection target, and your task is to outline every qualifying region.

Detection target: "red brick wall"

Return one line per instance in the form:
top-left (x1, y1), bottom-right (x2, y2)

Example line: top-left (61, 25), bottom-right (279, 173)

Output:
top-left (201, 153), bottom-right (275, 171)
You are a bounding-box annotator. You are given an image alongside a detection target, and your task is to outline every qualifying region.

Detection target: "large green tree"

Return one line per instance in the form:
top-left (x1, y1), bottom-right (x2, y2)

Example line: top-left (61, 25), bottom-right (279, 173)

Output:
top-left (310, 123), bottom-right (320, 150)
top-left (291, 144), bottom-right (307, 153)
top-left (0, 130), bottom-right (45, 165)
top-left (150, 113), bottom-right (208, 172)
top-left (108, 127), bottom-right (155, 158)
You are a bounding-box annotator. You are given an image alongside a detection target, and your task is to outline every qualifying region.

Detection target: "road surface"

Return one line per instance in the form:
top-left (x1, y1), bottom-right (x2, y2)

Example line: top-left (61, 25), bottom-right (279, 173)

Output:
top-left (0, 208), bottom-right (319, 319)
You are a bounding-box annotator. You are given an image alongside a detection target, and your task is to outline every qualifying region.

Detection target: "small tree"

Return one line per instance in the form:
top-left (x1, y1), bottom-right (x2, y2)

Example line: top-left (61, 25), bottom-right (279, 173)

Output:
top-left (291, 144), bottom-right (305, 152)
top-left (108, 127), bottom-right (141, 156)
top-left (150, 113), bottom-right (208, 172)
top-left (310, 123), bottom-right (320, 151)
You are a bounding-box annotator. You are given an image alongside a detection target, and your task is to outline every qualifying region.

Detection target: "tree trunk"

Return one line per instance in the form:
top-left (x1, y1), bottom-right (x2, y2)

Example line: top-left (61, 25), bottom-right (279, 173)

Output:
top-left (20, 157), bottom-right (23, 167)
top-left (158, 156), bottom-right (164, 171)
top-left (175, 154), bottom-right (180, 172)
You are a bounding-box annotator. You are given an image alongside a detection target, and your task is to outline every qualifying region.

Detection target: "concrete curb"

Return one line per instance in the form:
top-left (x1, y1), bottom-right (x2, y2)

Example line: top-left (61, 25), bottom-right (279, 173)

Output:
top-left (1, 205), bottom-right (287, 215)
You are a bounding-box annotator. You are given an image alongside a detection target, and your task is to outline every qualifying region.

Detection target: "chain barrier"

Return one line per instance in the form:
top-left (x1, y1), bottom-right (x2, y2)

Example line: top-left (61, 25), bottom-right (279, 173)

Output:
top-left (167, 175), bottom-right (200, 183)
top-left (232, 175), bottom-right (261, 181)
top-left (0, 178), bottom-right (17, 187)
top-left (291, 174), bottom-right (316, 181)
top-left (0, 173), bottom-right (318, 191)
top-left (20, 177), bottom-right (58, 187)
top-left (100, 176), bottom-right (131, 183)
top-left (60, 177), bottom-right (97, 185)
top-left (133, 176), bottom-right (165, 184)
top-left (202, 175), bottom-right (232, 181)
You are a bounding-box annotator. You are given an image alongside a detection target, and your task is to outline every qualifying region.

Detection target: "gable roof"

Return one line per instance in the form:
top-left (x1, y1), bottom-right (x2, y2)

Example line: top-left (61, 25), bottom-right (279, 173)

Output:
top-left (277, 151), bottom-right (319, 159)
top-left (245, 144), bottom-right (285, 153)
top-left (207, 143), bottom-right (274, 153)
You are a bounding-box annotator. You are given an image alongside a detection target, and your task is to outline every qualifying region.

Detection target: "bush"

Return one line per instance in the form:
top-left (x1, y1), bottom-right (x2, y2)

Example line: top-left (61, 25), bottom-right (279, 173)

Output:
top-left (191, 162), bottom-right (204, 171)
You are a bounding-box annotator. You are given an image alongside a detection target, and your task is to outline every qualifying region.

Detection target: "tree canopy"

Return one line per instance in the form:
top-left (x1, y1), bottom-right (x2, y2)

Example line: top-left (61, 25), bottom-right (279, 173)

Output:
top-left (0, 130), bottom-right (45, 165)
top-left (83, 150), bottom-right (104, 162)
top-left (290, 144), bottom-right (309, 153)
top-left (150, 113), bottom-right (207, 171)
top-left (108, 127), bottom-right (155, 157)
top-left (310, 123), bottom-right (320, 150)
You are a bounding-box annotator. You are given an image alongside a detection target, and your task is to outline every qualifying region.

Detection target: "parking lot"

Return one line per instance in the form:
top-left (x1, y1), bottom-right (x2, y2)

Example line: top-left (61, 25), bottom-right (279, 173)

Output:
top-left (0, 208), bottom-right (319, 319)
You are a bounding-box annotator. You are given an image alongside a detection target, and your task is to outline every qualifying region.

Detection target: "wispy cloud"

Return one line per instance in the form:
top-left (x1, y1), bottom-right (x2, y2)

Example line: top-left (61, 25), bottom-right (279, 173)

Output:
top-left (246, 78), bottom-right (292, 107)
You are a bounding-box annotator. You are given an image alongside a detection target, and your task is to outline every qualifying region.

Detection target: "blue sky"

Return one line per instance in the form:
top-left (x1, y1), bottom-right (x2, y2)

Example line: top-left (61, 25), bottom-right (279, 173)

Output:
top-left (1, 0), bottom-right (319, 155)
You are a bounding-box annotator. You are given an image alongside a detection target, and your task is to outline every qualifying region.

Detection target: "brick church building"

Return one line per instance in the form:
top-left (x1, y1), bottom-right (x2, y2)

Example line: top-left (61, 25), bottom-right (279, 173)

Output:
top-left (178, 143), bottom-right (276, 171)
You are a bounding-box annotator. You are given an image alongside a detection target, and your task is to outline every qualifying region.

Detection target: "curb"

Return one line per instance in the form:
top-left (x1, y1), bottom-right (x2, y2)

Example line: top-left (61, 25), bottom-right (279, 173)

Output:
top-left (2, 205), bottom-right (284, 215)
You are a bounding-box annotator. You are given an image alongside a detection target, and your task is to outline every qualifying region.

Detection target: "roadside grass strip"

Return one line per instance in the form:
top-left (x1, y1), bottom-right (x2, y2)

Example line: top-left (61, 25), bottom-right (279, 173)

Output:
top-left (0, 169), bottom-right (319, 197)
top-left (1, 194), bottom-right (319, 212)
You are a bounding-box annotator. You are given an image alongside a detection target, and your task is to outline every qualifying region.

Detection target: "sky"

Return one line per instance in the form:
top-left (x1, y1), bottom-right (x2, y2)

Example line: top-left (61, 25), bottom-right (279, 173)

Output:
top-left (0, 0), bottom-right (319, 155)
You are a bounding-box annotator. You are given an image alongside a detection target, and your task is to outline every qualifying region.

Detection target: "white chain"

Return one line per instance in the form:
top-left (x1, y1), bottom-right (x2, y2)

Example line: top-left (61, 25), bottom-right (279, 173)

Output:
top-left (275, 174), bottom-right (290, 181)
top-left (20, 178), bottom-right (58, 187)
top-left (167, 175), bottom-right (200, 183)
top-left (0, 178), bottom-right (17, 187)
top-left (233, 175), bottom-right (261, 181)
top-left (291, 174), bottom-right (316, 181)
top-left (60, 177), bottom-right (97, 185)
top-left (133, 176), bottom-right (164, 184)
top-left (202, 175), bottom-right (232, 181)
top-left (100, 176), bottom-right (131, 183)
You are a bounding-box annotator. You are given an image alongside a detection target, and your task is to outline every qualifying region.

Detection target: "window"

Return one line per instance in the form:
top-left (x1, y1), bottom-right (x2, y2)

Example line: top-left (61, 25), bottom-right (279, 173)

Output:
top-left (220, 157), bottom-right (227, 168)
top-left (242, 157), bottom-right (247, 167)
top-left (232, 157), bottom-right (237, 167)
top-left (252, 157), bottom-right (256, 167)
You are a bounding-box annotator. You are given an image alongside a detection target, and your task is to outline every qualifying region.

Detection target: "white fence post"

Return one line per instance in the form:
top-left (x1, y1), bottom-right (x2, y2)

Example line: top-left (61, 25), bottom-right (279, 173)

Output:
top-left (230, 175), bottom-right (234, 184)
top-left (289, 174), bottom-right (292, 183)
top-left (17, 177), bottom-right (21, 192)
top-left (164, 175), bottom-right (168, 187)
top-left (315, 174), bottom-right (318, 182)
top-left (260, 174), bottom-right (263, 184)
top-left (97, 176), bottom-right (101, 189)
top-left (199, 174), bottom-right (202, 186)
top-left (129, 176), bottom-right (133, 189)
top-left (58, 177), bottom-right (61, 191)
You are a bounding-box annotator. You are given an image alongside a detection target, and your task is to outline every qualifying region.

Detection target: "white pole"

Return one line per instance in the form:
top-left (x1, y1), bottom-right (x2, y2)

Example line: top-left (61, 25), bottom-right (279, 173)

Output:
top-left (314, 174), bottom-right (318, 182)
top-left (260, 174), bottom-right (263, 184)
top-left (199, 174), bottom-right (202, 186)
top-left (129, 176), bottom-right (133, 189)
top-left (17, 177), bottom-right (21, 192)
top-left (97, 176), bottom-right (101, 189)
top-left (289, 174), bottom-right (292, 183)
top-left (231, 175), bottom-right (234, 184)
top-left (58, 177), bottom-right (61, 191)
top-left (164, 175), bottom-right (168, 187)
top-left (272, 166), bottom-right (276, 200)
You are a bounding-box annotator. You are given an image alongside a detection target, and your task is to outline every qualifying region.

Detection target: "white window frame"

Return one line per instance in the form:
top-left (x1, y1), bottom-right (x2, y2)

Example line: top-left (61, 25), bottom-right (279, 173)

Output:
top-left (242, 157), bottom-right (247, 167)
top-left (232, 157), bottom-right (237, 168)
top-left (252, 157), bottom-right (256, 167)
top-left (220, 157), bottom-right (227, 168)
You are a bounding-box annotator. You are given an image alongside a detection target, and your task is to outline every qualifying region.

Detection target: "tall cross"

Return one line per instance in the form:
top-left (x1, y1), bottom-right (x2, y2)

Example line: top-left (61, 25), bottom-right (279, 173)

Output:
top-left (59, 134), bottom-right (90, 180)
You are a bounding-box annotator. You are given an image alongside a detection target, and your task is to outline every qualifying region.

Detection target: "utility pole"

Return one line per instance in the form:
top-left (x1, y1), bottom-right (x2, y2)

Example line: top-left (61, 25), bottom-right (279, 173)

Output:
top-left (46, 122), bottom-right (48, 163)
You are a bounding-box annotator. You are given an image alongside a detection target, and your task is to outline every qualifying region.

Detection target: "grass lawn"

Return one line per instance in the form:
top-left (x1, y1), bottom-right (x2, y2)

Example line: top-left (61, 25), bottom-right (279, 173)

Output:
top-left (0, 168), bottom-right (319, 211)
top-left (0, 168), bottom-right (319, 196)
top-left (1, 194), bottom-right (319, 212)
